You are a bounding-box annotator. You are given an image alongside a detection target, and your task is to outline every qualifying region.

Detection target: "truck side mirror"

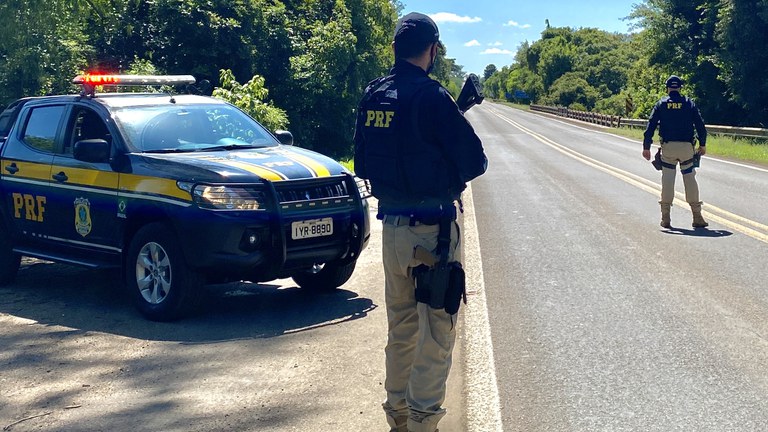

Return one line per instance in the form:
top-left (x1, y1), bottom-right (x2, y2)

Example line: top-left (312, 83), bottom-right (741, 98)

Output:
top-left (274, 130), bottom-right (293, 146)
top-left (74, 139), bottom-right (110, 163)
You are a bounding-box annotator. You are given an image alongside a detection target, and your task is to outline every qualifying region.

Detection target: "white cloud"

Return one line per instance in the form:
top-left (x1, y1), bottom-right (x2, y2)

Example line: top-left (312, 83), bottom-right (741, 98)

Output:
top-left (481, 48), bottom-right (514, 55)
top-left (504, 20), bottom-right (531, 29)
top-left (464, 40), bottom-right (481, 47)
top-left (489, 41), bottom-right (503, 46)
top-left (429, 12), bottom-right (482, 24)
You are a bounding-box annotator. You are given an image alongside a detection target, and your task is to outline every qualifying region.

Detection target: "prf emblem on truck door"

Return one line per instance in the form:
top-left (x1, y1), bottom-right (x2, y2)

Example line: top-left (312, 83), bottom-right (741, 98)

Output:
top-left (74, 197), bottom-right (92, 237)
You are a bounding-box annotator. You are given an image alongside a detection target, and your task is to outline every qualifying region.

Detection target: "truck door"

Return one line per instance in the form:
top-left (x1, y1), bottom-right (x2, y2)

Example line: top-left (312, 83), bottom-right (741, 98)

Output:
top-left (47, 105), bottom-right (121, 259)
top-left (0, 103), bottom-right (65, 245)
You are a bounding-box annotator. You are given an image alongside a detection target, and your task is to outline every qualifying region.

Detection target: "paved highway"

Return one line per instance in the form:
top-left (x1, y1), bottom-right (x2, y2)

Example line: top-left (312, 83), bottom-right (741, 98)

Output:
top-left (462, 101), bottom-right (768, 431)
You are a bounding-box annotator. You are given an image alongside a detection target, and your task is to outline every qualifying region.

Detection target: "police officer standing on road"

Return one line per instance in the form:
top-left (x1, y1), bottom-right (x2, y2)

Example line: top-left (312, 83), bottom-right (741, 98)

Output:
top-left (353, 12), bottom-right (487, 432)
top-left (642, 75), bottom-right (709, 229)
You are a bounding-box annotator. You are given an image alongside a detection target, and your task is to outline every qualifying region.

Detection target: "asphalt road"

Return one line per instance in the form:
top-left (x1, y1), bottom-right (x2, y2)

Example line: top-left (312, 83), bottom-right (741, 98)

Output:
top-left (3, 101), bottom-right (768, 432)
top-left (465, 102), bottom-right (768, 431)
top-left (0, 203), bottom-right (468, 432)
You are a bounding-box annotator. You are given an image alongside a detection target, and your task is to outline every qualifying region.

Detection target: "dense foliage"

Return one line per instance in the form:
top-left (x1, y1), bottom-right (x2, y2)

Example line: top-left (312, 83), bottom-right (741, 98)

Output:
top-left (484, 0), bottom-right (768, 128)
top-left (0, 0), bottom-right (466, 158)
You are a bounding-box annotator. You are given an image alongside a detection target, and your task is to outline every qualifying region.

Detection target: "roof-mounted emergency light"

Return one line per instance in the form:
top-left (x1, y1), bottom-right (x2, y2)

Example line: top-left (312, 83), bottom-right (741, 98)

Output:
top-left (73, 74), bottom-right (196, 97)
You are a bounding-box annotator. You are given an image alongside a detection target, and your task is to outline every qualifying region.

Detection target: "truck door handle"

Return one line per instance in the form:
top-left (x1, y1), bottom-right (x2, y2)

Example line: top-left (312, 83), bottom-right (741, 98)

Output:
top-left (4, 163), bottom-right (18, 174)
top-left (52, 171), bottom-right (69, 182)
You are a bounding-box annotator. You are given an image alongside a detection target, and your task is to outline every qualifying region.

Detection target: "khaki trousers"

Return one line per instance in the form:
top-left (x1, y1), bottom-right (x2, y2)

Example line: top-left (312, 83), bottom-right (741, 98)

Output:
top-left (660, 140), bottom-right (700, 205)
top-left (381, 216), bottom-right (460, 432)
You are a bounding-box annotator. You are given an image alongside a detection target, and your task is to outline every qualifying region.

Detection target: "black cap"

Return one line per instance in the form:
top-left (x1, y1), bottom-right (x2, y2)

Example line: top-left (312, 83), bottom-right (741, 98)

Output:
top-left (394, 12), bottom-right (439, 45)
top-left (665, 75), bottom-right (683, 89)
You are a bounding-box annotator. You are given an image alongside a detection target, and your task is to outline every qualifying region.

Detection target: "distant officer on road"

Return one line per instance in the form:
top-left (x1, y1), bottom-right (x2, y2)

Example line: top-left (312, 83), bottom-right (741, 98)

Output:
top-left (353, 11), bottom-right (487, 432)
top-left (642, 75), bottom-right (709, 229)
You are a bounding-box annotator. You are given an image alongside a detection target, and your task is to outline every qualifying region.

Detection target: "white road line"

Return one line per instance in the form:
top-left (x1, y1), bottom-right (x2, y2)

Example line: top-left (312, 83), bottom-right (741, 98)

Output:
top-left (487, 102), bottom-right (768, 174)
top-left (487, 106), bottom-right (768, 245)
top-left (463, 183), bottom-right (504, 431)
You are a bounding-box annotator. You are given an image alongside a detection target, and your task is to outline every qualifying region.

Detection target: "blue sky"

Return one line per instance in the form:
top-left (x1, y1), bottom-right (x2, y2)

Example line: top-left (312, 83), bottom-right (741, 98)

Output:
top-left (400, 0), bottom-right (641, 75)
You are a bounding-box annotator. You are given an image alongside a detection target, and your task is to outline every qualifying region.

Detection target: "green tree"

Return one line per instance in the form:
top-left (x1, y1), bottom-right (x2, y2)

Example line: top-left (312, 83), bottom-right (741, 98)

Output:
top-left (212, 69), bottom-right (288, 132)
top-left (483, 64), bottom-right (497, 81)
top-left (541, 72), bottom-right (599, 109)
top-left (0, 0), bottom-right (91, 107)
top-left (628, 0), bottom-right (740, 124)
top-left (716, 0), bottom-right (768, 126)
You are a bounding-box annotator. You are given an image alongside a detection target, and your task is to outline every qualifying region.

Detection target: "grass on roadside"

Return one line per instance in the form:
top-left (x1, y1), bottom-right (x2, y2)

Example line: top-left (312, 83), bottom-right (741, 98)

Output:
top-left (492, 100), bottom-right (768, 167)
top-left (608, 127), bottom-right (768, 166)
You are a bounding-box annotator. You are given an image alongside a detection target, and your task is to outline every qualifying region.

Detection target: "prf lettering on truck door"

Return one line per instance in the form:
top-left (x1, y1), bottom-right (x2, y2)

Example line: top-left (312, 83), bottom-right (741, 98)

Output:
top-left (12, 193), bottom-right (46, 222)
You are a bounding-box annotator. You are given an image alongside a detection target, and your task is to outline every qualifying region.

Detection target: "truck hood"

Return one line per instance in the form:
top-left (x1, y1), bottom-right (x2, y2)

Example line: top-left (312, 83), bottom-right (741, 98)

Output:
top-left (137, 145), bottom-right (349, 183)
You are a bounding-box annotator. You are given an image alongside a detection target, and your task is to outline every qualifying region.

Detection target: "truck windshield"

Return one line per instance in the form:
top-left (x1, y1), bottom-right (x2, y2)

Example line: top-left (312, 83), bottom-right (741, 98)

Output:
top-left (112, 104), bottom-right (280, 152)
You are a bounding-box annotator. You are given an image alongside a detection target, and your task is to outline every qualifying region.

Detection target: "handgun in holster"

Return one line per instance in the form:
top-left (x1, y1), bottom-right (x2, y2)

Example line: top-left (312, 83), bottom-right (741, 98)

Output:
top-left (412, 211), bottom-right (466, 315)
top-left (652, 148), bottom-right (663, 171)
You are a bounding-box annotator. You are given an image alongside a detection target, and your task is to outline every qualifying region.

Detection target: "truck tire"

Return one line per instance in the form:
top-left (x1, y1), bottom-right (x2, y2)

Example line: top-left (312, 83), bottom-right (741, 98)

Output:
top-left (291, 260), bottom-right (357, 291)
top-left (0, 229), bottom-right (20, 286)
top-left (125, 223), bottom-right (204, 321)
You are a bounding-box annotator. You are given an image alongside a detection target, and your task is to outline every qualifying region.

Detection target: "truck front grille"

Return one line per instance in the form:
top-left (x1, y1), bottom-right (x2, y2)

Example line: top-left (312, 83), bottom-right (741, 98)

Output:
top-left (274, 176), bottom-right (356, 212)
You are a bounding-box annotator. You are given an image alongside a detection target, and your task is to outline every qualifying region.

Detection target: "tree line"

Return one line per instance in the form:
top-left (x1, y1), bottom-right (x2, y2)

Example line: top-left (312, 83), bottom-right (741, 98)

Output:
top-left (483, 0), bottom-right (768, 128)
top-left (0, 0), bottom-right (465, 158)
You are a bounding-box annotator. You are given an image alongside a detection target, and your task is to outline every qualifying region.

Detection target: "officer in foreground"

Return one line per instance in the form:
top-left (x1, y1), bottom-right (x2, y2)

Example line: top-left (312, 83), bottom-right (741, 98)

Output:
top-left (642, 75), bottom-right (709, 229)
top-left (353, 12), bottom-right (487, 432)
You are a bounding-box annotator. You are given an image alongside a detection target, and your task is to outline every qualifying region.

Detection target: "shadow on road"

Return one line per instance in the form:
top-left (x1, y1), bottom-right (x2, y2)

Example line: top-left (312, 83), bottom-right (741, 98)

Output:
top-left (0, 260), bottom-right (377, 343)
top-left (662, 227), bottom-right (733, 237)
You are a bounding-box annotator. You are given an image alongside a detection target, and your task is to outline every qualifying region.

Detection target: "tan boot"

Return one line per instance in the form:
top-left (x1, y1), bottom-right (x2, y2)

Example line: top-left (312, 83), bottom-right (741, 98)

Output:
top-left (387, 416), bottom-right (408, 432)
top-left (690, 201), bottom-right (709, 228)
top-left (659, 202), bottom-right (671, 228)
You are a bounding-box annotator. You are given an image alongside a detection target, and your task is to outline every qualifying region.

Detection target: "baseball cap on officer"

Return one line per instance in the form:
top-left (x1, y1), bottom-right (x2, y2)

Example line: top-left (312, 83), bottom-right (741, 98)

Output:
top-left (665, 75), bottom-right (683, 89)
top-left (394, 12), bottom-right (439, 45)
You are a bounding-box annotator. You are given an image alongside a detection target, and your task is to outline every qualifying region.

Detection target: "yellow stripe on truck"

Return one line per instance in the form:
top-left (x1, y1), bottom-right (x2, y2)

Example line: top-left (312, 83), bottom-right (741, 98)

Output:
top-left (2, 160), bottom-right (51, 181)
top-left (51, 165), bottom-right (119, 189)
top-left (119, 174), bottom-right (191, 201)
top-left (224, 160), bottom-right (287, 181)
top-left (279, 151), bottom-right (331, 177)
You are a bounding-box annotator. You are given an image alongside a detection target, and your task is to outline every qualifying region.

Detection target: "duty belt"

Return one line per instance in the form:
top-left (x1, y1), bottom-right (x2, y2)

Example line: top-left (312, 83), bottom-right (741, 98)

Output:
top-left (382, 215), bottom-right (436, 226)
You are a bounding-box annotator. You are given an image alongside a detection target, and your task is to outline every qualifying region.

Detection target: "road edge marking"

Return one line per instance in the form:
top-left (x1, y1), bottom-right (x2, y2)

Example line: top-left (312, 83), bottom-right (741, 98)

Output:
top-left (488, 102), bottom-right (768, 174)
top-left (462, 183), bottom-right (504, 432)
top-left (487, 107), bottom-right (768, 245)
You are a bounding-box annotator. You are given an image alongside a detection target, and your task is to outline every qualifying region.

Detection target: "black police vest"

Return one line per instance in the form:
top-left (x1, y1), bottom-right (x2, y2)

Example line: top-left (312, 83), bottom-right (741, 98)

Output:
top-left (358, 75), bottom-right (456, 212)
top-left (658, 94), bottom-right (696, 143)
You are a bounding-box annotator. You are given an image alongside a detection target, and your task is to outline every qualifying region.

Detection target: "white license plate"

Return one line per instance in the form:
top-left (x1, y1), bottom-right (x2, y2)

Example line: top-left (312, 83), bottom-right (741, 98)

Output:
top-left (292, 217), bottom-right (334, 239)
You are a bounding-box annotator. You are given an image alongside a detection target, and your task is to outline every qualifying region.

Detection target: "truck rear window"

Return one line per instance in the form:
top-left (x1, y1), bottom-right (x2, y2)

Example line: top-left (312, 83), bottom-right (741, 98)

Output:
top-left (22, 105), bottom-right (66, 153)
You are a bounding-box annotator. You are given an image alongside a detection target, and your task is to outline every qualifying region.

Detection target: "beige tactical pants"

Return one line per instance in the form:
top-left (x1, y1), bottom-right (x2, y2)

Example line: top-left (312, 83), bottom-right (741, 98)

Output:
top-left (381, 214), bottom-right (461, 432)
top-left (660, 140), bottom-right (700, 205)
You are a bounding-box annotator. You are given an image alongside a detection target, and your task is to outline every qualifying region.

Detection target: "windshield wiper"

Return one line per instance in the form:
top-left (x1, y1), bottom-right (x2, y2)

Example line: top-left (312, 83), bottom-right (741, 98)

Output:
top-left (197, 144), bottom-right (263, 152)
top-left (142, 148), bottom-right (195, 154)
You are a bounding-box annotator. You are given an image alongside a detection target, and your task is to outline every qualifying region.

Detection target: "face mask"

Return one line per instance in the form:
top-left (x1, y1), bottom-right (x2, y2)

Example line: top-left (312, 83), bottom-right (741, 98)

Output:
top-left (426, 45), bottom-right (436, 75)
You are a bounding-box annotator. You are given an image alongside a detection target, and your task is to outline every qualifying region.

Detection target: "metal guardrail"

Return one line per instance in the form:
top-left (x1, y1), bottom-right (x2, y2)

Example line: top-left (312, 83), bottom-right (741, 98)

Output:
top-left (530, 104), bottom-right (768, 140)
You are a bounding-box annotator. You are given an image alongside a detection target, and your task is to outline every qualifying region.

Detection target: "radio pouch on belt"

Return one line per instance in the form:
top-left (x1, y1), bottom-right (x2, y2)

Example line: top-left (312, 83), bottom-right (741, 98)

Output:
top-left (413, 213), bottom-right (467, 315)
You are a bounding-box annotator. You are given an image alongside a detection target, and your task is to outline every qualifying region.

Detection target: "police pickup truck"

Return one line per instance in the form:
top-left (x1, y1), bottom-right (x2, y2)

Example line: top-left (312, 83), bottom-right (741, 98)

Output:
top-left (0, 74), bottom-right (370, 321)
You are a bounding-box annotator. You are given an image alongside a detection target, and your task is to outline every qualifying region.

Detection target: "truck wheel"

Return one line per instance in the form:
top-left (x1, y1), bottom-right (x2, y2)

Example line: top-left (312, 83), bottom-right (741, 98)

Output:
top-left (0, 229), bottom-right (20, 286)
top-left (291, 260), bottom-right (357, 291)
top-left (125, 223), bottom-right (203, 321)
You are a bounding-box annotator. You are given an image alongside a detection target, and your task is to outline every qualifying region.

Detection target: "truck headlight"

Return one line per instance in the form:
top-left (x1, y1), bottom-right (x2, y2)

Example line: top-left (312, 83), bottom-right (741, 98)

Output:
top-left (185, 184), bottom-right (265, 210)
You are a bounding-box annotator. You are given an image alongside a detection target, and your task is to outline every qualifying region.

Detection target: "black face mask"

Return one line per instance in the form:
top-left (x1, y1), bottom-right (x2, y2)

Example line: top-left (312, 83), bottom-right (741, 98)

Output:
top-left (426, 45), bottom-right (436, 75)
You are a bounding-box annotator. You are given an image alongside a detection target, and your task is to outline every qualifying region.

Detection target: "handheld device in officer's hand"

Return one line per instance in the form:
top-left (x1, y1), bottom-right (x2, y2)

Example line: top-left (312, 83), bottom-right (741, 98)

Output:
top-left (456, 73), bottom-right (484, 113)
